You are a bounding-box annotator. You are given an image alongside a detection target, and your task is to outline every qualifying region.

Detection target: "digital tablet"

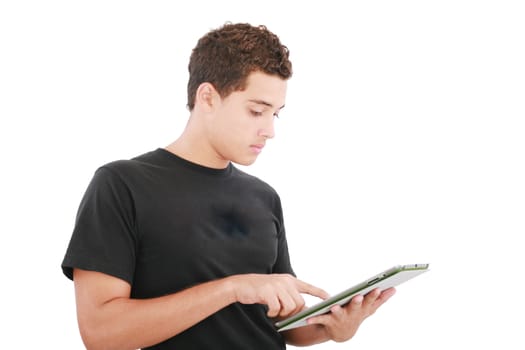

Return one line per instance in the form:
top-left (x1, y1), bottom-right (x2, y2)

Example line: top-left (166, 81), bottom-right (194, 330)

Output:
top-left (275, 263), bottom-right (429, 332)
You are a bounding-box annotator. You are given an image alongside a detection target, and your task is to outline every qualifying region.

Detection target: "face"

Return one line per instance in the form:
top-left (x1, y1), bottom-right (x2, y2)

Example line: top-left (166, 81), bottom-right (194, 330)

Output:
top-left (206, 71), bottom-right (287, 166)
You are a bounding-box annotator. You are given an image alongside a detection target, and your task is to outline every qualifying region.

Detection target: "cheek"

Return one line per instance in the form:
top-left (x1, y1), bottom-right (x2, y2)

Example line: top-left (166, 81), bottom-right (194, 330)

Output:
top-left (221, 113), bottom-right (254, 138)
top-left (211, 117), bottom-right (242, 150)
top-left (214, 107), bottom-right (258, 146)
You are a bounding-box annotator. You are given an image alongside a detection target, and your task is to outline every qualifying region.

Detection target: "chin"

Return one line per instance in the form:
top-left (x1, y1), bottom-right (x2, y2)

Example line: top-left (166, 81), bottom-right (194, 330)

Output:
top-left (234, 157), bottom-right (257, 166)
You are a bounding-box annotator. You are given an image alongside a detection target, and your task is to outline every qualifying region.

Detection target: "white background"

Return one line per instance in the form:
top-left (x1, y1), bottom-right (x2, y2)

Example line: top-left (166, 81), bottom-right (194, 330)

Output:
top-left (1, 1), bottom-right (524, 349)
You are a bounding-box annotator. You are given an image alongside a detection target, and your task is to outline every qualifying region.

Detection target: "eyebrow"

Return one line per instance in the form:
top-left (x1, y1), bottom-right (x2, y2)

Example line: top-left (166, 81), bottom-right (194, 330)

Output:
top-left (248, 99), bottom-right (285, 110)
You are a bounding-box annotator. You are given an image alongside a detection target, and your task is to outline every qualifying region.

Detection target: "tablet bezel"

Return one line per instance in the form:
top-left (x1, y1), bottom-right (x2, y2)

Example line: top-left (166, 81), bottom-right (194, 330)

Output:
top-left (275, 263), bottom-right (429, 332)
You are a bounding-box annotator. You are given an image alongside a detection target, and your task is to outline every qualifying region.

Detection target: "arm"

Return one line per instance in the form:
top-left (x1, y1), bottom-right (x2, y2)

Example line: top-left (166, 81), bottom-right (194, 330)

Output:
top-left (282, 288), bottom-right (397, 346)
top-left (74, 269), bottom-right (235, 350)
top-left (73, 269), bottom-right (327, 350)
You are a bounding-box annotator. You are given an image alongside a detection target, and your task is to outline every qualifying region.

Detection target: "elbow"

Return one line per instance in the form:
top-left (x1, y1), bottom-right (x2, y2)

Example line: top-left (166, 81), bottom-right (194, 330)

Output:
top-left (78, 322), bottom-right (117, 350)
top-left (78, 324), bottom-right (103, 350)
top-left (78, 322), bottom-right (137, 350)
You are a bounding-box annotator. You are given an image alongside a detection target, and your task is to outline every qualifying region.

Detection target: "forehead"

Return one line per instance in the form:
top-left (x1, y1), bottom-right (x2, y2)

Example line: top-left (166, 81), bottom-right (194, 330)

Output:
top-left (238, 71), bottom-right (287, 107)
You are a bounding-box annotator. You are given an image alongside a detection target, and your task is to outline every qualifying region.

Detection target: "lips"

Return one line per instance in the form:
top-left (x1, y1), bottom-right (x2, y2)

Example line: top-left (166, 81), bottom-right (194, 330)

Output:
top-left (250, 144), bottom-right (265, 154)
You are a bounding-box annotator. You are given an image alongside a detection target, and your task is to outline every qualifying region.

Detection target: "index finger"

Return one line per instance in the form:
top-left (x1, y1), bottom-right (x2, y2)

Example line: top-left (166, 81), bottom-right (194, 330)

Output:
top-left (295, 279), bottom-right (329, 300)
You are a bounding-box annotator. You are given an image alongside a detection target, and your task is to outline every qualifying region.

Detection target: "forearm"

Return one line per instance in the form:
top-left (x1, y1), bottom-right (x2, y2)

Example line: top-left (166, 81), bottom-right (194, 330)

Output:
top-left (77, 277), bottom-right (236, 350)
top-left (282, 324), bottom-right (330, 346)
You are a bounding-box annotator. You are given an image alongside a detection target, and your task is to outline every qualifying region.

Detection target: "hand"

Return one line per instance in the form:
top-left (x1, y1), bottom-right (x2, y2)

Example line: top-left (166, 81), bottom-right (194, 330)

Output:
top-left (306, 287), bottom-right (396, 342)
top-left (229, 274), bottom-right (329, 318)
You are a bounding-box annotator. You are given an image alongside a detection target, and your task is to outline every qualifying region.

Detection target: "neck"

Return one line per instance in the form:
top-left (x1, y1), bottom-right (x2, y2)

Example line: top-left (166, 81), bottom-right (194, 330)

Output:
top-left (165, 122), bottom-right (229, 170)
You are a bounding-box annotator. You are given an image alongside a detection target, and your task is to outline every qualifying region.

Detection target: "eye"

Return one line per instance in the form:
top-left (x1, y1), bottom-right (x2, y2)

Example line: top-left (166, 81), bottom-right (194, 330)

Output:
top-left (250, 110), bottom-right (263, 117)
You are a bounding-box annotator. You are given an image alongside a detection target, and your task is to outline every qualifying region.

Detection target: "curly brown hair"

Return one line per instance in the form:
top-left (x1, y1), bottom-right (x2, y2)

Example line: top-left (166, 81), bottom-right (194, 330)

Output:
top-left (186, 22), bottom-right (293, 110)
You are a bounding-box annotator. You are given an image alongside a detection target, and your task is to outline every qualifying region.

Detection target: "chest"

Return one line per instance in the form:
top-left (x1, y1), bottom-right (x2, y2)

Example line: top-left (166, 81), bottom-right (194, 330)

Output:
top-left (130, 177), bottom-right (280, 297)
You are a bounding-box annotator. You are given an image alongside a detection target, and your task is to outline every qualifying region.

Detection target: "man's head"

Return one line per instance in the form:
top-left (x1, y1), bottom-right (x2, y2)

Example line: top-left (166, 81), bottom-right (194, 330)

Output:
top-left (187, 22), bottom-right (292, 111)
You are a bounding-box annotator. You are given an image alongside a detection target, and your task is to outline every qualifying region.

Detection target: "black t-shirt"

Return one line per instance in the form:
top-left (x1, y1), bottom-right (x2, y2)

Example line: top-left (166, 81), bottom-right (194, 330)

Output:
top-left (62, 148), bottom-right (295, 349)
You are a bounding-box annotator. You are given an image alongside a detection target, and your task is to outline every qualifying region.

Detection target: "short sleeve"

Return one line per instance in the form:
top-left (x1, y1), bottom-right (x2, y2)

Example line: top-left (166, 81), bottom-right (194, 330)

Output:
top-left (61, 166), bottom-right (138, 285)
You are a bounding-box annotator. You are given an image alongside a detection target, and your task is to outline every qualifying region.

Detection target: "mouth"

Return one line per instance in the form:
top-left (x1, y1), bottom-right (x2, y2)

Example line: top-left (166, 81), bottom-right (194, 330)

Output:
top-left (250, 144), bottom-right (265, 154)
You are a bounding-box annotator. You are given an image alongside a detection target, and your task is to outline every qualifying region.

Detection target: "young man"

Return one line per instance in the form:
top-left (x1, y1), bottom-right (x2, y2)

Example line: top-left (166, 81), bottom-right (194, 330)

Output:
top-left (61, 23), bottom-right (395, 349)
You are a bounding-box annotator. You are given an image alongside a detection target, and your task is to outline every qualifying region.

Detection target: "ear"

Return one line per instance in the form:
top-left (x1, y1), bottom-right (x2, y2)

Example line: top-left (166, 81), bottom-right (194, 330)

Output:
top-left (195, 82), bottom-right (219, 111)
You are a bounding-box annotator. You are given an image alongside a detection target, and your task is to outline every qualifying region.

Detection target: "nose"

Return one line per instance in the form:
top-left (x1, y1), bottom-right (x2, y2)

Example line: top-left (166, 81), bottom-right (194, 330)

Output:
top-left (258, 117), bottom-right (275, 139)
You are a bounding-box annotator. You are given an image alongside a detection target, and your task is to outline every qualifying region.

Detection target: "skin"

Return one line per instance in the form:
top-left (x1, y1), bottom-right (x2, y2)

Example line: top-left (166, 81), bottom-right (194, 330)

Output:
top-left (73, 71), bottom-right (396, 350)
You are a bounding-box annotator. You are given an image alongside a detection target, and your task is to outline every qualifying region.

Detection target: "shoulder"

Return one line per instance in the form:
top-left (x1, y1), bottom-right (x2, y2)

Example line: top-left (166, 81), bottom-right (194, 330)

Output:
top-left (231, 166), bottom-right (282, 204)
top-left (232, 167), bottom-right (275, 190)
top-left (81, 150), bottom-right (161, 195)
top-left (96, 149), bottom-right (161, 179)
